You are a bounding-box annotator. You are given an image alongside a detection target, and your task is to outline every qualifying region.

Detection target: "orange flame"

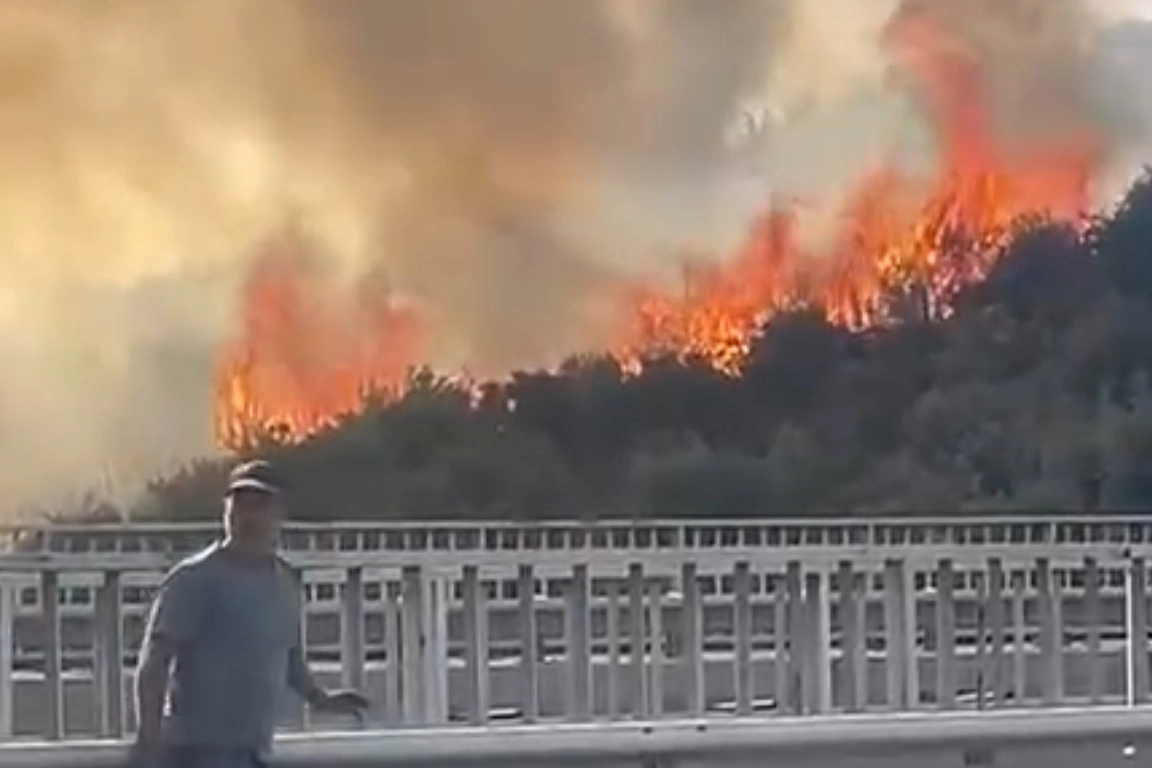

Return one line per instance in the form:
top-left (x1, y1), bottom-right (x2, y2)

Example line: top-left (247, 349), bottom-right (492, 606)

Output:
top-left (615, 10), bottom-right (1099, 373)
top-left (213, 12), bottom-right (1102, 450)
top-left (213, 230), bottom-right (424, 451)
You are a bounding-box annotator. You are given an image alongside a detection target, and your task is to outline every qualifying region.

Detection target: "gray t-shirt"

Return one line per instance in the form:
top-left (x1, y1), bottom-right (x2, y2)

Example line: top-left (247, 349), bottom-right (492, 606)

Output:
top-left (142, 543), bottom-right (301, 753)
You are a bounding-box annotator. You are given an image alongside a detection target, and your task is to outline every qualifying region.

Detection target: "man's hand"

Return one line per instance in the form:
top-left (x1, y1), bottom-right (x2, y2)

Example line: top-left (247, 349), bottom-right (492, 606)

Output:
top-left (313, 688), bottom-right (371, 719)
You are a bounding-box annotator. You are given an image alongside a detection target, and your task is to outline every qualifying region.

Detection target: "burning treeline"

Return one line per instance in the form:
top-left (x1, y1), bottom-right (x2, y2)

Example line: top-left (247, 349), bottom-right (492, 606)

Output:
top-left (0, 1), bottom-right (1142, 503)
top-left (614, 1), bottom-right (1103, 375)
top-left (216, 0), bottom-right (1124, 450)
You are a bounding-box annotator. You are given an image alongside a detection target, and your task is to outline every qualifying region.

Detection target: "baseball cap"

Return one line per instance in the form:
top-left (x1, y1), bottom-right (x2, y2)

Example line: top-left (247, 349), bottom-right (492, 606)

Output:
top-left (226, 459), bottom-right (283, 497)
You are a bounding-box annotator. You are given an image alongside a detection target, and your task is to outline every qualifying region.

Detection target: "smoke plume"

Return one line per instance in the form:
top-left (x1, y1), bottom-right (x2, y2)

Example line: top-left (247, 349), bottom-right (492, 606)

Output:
top-left (0, 0), bottom-right (1143, 511)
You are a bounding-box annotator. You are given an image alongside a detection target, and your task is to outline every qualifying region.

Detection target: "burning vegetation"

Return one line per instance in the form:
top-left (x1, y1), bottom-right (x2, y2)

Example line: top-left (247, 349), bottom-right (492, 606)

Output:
top-left (212, 4), bottom-right (1108, 451)
top-left (213, 226), bottom-right (425, 450)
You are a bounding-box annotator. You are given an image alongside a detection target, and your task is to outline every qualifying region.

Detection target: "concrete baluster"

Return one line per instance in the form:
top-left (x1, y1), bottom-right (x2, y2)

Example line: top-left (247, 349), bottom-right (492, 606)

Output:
top-left (837, 561), bottom-right (861, 711)
top-left (422, 573), bottom-right (450, 724)
top-left (785, 562), bottom-right (804, 714)
top-left (1035, 558), bottom-right (1060, 705)
top-left (565, 564), bottom-right (591, 721)
top-left (627, 564), bottom-right (647, 718)
top-left (605, 579), bottom-right (622, 720)
top-left (805, 570), bottom-right (832, 714)
top-left (41, 570), bottom-right (62, 740)
top-left (680, 562), bottom-right (704, 718)
top-left (293, 568), bottom-right (311, 731)
top-left (341, 567), bottom-right (366, 696)
top-left (0, 580), bottom-right (12, 740)
top-left (883, 560), bottom-right (905, 710)
top-left (646, 577), bottom-right (664, 717)
top-left (462, 565), bottom-right (489, 725)
top-left (95, 570), bottom-right (123, 737)
top-left (1012, 571), bottom-right (1028, 705)
top-left (986, 559), bottom-right (1007, 707)
top-left (935, 559), bottom-right (956, 710)
top-left (773, 572), bottom-right (790, 714)
top-left (852, 572), bottom-right (869, 711)
top-left (1050, 567), bottom-right (1064, 702)
top-left (517, 564), bottom-right (539, 723)
top-left (382, 580), bottom-right (402, 724)
top-left (1126, 557), bottom-right (1149, 706)
top-left (733, 562), bottom-right (753, 716)
top-left (901, 563), bottom-right (919, 709)
top-left (1084, 557), bottom-right (1102, 704)
top-left (400, 566), bottom-right (425, 724)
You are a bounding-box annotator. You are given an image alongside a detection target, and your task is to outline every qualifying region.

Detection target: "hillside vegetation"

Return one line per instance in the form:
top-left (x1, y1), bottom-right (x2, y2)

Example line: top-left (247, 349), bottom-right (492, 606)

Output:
top-left (87, 174), bottom-right (1152, 522)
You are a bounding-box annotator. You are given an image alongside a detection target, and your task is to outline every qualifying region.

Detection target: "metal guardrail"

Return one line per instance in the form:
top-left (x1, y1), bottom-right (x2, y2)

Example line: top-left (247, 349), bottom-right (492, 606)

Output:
top-left (5, 707), bottom-right (1152, 768)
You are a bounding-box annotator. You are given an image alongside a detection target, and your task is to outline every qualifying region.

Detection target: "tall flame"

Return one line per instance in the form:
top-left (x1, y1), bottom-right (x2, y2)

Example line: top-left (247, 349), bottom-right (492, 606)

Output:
top-left (616, 9), bottom-right (1099, 373)
top-left (212, 10), bottom-right (1102, 449)
top-left (214, 229), bottom-right (424, 450)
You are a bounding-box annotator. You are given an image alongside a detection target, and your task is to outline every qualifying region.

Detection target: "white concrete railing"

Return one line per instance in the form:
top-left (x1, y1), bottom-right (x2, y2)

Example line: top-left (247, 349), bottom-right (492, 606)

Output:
top-left (2, 516), bottom-right (1152, 744)
top-left (4, 514), bottom-right (1151, 561)
top-left (6, 707), bottom-right (1152, 768)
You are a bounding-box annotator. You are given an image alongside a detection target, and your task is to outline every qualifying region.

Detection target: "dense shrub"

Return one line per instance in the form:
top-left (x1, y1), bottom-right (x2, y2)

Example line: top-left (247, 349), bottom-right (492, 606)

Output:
top-left (109, 174), bottom-right (1152, 521)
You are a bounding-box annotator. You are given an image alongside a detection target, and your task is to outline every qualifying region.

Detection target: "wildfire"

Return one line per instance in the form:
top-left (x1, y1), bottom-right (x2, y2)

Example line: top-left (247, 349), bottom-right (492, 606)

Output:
top-left (213, 229), bottom-right (424, 451)
top-left (615, 8), bottom-right (1099, 372)
top-left (212, 10), bottom-right (1102, 450)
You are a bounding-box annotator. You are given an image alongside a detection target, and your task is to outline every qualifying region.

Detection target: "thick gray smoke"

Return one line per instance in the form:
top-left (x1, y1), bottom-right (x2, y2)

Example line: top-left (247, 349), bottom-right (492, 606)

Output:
top-left (0, 0), bottom-right (1143, 513)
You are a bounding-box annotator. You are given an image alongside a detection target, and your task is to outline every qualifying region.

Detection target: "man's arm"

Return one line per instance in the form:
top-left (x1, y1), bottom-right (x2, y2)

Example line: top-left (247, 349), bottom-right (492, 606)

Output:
top-left (282, 563), bottom-right (329, 707)
top-left (287, 644), bottom-right (370, 715)
top-left (283, 573), bottom-right (368, 715)
top-left (134, 567), bottom-right (202, 743)
top-left (135, 634), bottom-right (175, 742)
top-left (286, 644), bottom-right (327, 707)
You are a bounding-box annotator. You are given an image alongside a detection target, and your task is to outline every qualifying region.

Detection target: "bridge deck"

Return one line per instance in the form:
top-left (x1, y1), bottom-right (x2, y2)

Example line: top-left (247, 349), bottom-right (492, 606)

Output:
top-left (6, 708), bottom-right (1152, 768)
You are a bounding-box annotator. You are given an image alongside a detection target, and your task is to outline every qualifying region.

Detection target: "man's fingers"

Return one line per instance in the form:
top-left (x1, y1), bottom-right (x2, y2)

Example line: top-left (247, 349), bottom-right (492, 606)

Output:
top-left (332, 689), bottom-right (371, 709)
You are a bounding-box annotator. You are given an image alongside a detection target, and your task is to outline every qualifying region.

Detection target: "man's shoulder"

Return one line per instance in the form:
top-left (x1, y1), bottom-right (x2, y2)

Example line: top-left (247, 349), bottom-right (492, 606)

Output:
top-left (160, 543), bottom-right (223, 588)
top-left (161, 545), bottom-right (299, 592)
top-left (274, 554), bottom-right (302, 586)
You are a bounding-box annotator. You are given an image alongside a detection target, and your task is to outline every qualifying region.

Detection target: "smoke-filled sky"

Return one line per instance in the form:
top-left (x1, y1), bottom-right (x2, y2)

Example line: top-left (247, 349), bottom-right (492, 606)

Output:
top-left (0, 0), bottom-right (1147, 512)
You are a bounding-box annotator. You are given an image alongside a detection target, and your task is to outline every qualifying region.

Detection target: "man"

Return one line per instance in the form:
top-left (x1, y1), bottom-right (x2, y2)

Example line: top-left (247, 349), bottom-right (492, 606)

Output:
top-left (132, 460), bottom-right (369, 768)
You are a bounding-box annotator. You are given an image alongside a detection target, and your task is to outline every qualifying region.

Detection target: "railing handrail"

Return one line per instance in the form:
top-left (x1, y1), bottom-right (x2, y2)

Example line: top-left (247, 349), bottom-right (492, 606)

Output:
top-left (3, 708), bottom-right (1152, 768)
top-left (2, 511), bottom-right (1150, 536)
